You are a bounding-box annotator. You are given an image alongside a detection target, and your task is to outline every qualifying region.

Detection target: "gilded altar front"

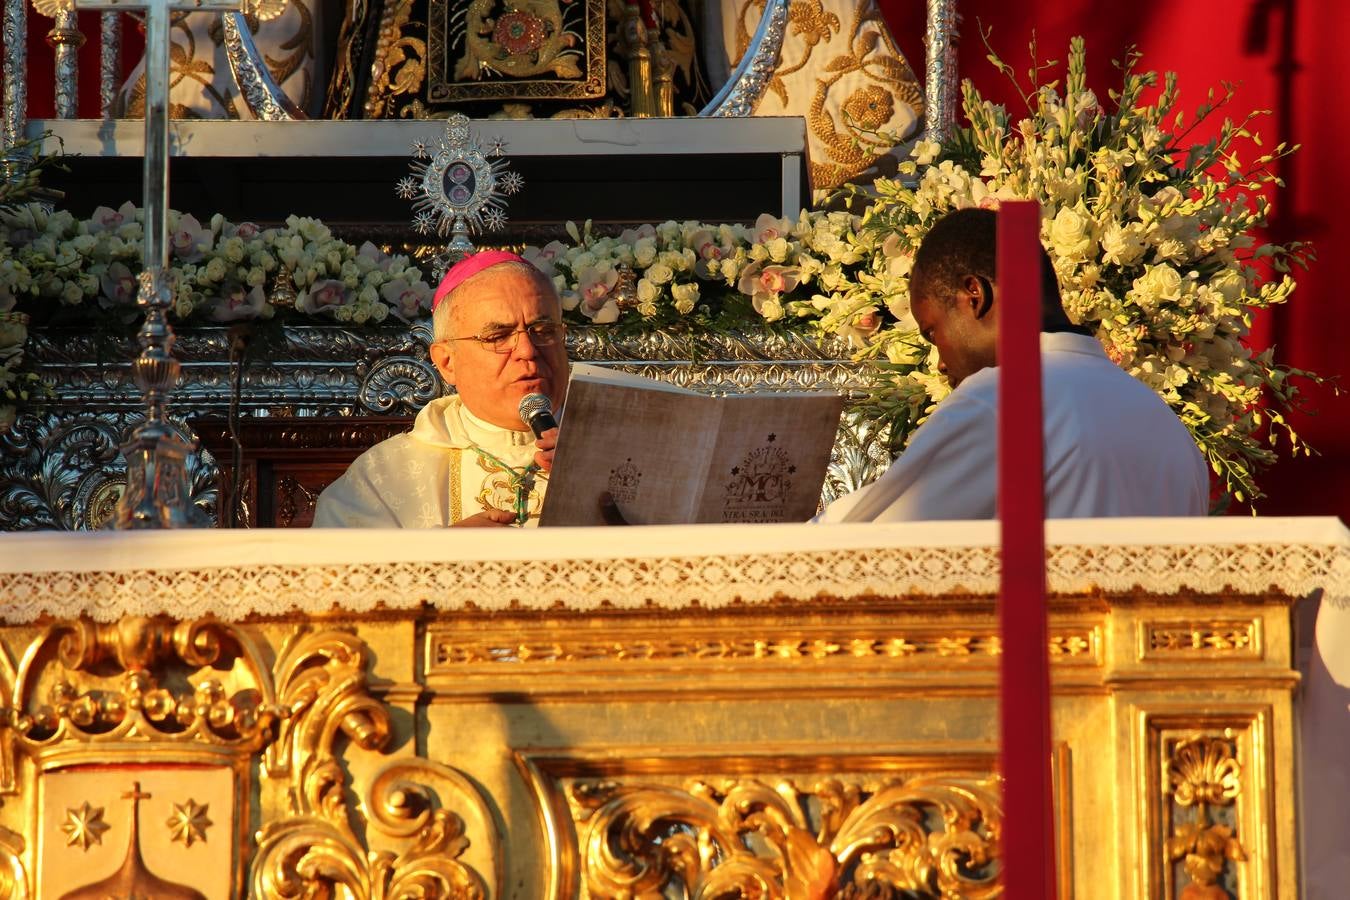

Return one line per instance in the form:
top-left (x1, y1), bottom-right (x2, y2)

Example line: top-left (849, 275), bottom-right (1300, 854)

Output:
top-left (1, 518), bottom-right (1344, 898)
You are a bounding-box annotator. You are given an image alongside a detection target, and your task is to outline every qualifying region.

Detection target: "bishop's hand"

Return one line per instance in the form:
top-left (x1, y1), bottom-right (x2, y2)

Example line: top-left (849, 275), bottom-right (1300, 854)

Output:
top-left (451, 509), bottom-right (517, 527)
top-left (534, 427), bottom-right (558, 472)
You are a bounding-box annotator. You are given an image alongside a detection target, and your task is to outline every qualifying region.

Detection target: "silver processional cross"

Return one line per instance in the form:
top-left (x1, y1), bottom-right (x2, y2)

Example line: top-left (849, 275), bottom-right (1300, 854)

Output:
top-left (73, 0), bottom-right (243, 527)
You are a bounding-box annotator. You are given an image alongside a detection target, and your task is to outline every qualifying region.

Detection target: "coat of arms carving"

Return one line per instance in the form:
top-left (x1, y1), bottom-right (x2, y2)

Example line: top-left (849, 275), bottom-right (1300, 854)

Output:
top-left (0, 617), bottom-right (498, 898)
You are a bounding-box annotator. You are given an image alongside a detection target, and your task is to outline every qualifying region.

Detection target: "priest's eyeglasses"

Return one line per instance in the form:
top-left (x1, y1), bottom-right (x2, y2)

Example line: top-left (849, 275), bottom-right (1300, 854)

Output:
top-left (448, 321), bottom-right (566, 354)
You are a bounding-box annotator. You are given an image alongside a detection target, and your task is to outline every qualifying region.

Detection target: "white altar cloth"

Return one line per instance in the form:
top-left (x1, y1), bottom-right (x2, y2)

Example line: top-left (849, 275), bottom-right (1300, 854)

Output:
top-left (0, 517), bottom-right (1347, 622)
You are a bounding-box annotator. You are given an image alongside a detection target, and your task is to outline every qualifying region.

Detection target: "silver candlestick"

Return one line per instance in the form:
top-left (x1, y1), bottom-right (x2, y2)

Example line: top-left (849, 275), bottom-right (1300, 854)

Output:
top-left (73, 0), bottom-right (246, 528)
top-left (114, 271), bottom-right (200, 527)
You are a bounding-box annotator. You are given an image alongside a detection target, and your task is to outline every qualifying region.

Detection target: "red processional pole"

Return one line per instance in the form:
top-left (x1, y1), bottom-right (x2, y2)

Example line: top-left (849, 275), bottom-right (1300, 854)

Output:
top-left (996, 201), bottom-right (1057, 899)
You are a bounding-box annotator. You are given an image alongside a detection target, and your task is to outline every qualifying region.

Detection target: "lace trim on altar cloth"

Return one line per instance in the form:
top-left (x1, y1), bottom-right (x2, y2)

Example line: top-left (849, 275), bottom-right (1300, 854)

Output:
top-left (1, 520), bottom-right (1348, 623)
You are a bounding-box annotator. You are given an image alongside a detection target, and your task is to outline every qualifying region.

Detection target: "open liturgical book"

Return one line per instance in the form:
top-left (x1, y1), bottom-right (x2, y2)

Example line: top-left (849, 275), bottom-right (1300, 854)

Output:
top-left (540, 365), bottom-right (845, 526)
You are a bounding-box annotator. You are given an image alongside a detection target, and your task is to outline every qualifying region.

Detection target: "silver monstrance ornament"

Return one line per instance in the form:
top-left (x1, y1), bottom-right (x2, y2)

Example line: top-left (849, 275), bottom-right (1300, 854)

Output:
top-left (396, 114), bottom-right (523, 280)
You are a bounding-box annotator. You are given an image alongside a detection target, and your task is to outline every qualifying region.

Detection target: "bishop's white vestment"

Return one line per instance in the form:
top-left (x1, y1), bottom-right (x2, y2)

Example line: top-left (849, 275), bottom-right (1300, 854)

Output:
top-left (313, 395), bottom-right (548, 527)
top-left (817, 332), bottom-right (1209, 522)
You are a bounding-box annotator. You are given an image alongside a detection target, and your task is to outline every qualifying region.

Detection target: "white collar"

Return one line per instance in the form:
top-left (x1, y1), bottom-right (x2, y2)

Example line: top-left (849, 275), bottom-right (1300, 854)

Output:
top-left (460, 404), bottom-right (534, 447)
top-left (1040, 331), bottom-right (1108, 359)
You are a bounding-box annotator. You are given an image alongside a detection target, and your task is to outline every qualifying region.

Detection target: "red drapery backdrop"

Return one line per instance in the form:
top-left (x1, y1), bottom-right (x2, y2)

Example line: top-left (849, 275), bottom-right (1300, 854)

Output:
top-left (5, 0), bottom-right (1347, 519)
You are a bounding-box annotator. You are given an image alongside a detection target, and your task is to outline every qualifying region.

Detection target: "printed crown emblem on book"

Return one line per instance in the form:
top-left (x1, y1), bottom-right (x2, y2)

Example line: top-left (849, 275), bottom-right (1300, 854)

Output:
top-left (607, 458), bottom-right (642, 503)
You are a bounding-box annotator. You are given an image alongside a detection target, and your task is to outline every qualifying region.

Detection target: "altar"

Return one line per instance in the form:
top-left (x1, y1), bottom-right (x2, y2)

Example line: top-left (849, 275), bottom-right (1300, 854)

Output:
top-left (1, 517), bottom-right (1345, 898)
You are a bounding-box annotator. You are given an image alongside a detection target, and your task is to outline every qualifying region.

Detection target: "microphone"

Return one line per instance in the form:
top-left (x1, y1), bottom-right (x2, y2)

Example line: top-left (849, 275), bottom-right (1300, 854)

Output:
top-left (518, 393), bottom-right (558, 439)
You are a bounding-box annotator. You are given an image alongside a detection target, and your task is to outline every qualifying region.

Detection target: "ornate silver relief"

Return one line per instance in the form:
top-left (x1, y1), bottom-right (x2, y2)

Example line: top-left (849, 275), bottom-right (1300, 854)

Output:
top-left (2, 0), bottom-right (27, 147)
top-left (221, 11), bottom-right (305, 121)
top-left (821, 409), bottom-right (894, 507)
top-left (50, 6), bottom-right (83, 118)
top-left (922, 0), bottom-right (959, 144)
top-left (698, 0), bottom-right (787, 117)
top-left (357, 357), bottom-right (442, 414)
top-left (100, 11), bottom-right (121, 118)
top-left (0, 411), bottom-right (217, 531)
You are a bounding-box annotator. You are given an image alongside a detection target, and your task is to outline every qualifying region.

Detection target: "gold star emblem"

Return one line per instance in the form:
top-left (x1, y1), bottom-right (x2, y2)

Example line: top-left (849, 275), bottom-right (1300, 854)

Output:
top-left (165, 799), bottom-right (212, 847)
top-left (62, 801), bottom-right (110, 851)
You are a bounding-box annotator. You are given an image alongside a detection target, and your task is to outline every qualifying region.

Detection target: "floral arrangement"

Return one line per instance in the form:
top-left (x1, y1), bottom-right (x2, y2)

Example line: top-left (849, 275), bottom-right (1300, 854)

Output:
top-left (522, 214), bottom-right (870, 335)
top-left (531, 38), bottom-right (1321, 504)
top-left (1, 37), bottom-right (1320, 503)
top-left (1, 133), bottom-right (68, 432)
top-left (0, 202), bottom-right (435, 428)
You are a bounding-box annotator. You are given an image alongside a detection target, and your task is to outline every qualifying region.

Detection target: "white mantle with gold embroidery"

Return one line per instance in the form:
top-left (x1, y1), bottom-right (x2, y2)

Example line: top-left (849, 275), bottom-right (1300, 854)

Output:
top-left (312, 394), bottom-right (548, 528)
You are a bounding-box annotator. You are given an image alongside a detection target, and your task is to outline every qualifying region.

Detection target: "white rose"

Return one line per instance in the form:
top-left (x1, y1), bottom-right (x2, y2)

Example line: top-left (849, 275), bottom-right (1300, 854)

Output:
top-left (657, 250), bottom-right (688, 273)
top-left (1209, 270), bottom-right (1245, 305)
top-left (1049, 207), bottom-right (1094, 260)
top-left (670, 282), bottom-right (699, 314)
top-left (636, 278), bottom-right (660, 304)
top-left (633, 241), bottom-right (658, 267)
top-left (645, 262), bottom-right (674, 286)
top-left (203, 258), bottom-right (227, 282)
top-left (1132, 264), bottom-right (1182, 309)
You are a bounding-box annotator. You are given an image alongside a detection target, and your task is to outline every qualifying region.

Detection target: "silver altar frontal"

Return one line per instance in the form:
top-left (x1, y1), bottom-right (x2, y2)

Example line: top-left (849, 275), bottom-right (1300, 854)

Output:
top-left (0, 517), bottom-right (1345, 898)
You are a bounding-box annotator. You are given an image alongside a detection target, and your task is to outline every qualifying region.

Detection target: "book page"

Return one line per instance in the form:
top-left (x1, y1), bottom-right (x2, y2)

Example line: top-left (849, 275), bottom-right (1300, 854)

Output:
top-left (692, 393), bottom-right (845, 524)
top-left (564, 362), bottom-right (700, 395)
top-left (540, 371), bottom-right (721, 526)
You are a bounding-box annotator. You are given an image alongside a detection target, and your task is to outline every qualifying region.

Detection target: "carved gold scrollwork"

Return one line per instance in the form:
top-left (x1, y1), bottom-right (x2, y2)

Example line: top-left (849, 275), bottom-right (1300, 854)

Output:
top-left (0, 824), bottom-right (27, 900)
top-left (253, 628), bottom-right (494, 899)
top-left (1163, 735), bottom-right (1246, 899)
top-left (571, 775), bottom-right (1001, 898)
top-left (263, 627), bottom-right (390, 784)
top-left (1143, 621), bottom-right (1260, 660)
top-left (9, 616), bottom-right (281, 750)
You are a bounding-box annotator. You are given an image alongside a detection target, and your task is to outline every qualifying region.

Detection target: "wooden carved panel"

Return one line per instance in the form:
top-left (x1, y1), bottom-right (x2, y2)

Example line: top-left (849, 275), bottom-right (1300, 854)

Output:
top-left (194, 417), bottom-right (411, 528)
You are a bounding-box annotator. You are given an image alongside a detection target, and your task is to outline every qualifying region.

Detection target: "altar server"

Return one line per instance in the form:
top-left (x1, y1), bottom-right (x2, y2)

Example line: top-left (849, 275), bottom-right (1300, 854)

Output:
top-left (817, 208), bottom-right (1209, 522)
top-left (314, 252), bottom-right (566, 527)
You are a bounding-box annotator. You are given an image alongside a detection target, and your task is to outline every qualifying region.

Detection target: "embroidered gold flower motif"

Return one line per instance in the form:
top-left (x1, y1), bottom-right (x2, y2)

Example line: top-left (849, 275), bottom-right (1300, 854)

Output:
top-left (493, 11), bottom-right (548, 55)
top-left (841, 85), bottom-right (894, 132)
top-left (787, 0), bottom-right (840, 49)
